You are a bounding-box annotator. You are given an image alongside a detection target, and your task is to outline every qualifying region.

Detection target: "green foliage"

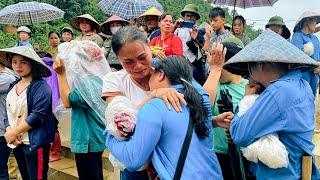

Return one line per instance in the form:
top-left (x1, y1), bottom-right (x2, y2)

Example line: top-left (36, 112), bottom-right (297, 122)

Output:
top-left (0, 0), bottom-right (262, 49)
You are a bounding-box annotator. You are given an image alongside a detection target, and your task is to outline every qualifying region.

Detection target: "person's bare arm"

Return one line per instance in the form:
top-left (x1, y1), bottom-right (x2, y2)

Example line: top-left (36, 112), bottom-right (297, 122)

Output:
top-left (203, 43), bottom-right (227, 104)
top-left (53, 57), bottom-right (71, 108)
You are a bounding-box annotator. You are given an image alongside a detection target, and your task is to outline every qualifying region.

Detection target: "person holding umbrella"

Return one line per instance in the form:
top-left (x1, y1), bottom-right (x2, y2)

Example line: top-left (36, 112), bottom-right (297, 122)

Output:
top-left (15, 26), bottom-right (32, 47)
top-left (265, 16), bottom-right (291, 40)
top-left (220, 29), bottom-right (320, 179)
top-left (70, 14), bottom-right (104, 47)
top-left (291, 11), bottom-right (320, 95)
top-left (1, 46), bottom-right (55, 180)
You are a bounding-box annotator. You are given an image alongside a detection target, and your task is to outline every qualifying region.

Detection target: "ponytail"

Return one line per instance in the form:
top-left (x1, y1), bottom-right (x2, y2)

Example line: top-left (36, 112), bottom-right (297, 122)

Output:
top-left (154, 57), bottom-right (209, 138)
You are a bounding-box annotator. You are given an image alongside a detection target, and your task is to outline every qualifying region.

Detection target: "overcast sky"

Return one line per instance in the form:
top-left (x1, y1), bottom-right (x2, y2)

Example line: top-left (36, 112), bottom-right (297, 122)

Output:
top-left (215, 0), bottom-right (320, 38)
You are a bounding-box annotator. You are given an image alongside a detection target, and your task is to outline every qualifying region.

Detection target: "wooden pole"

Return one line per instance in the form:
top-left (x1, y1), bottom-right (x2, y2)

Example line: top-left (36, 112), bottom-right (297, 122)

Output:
top-left (302, 156), bottom-right (312, 180)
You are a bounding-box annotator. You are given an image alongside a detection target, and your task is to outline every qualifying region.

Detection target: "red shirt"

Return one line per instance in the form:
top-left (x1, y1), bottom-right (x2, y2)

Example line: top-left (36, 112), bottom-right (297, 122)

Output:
top-left (149, 33), bottom-right (183, 57)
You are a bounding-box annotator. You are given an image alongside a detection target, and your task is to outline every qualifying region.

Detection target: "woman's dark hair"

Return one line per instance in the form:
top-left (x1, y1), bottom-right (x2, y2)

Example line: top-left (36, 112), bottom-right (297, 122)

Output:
top-left (154, 56), bottom-right (209, 139)
top-left (158, 12), bottom-right (174, 22)
top-left (111, 26), bottom-right (148, 55)
top-left (209, 7), bottom-right (225, 19)
top-left (233, 15), bottom-right (246, 26)
top-left (48, 31), bottom-right (60, 39)
top-left (222, 42), bottom-right (243, 62)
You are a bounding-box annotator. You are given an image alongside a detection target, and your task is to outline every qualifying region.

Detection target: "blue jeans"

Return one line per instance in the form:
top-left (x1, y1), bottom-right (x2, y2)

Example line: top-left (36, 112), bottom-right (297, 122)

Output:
top-left (0, 136), bottom-right (10, 180)
top-left (13, 144), bottom-right (50, 180)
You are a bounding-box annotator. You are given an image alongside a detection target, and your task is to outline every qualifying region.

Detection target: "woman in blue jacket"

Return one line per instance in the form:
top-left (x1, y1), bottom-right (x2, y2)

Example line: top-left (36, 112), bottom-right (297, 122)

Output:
top-left (224, 29), bottom-right (320, 179)
top-left (105, 56), bottom-right (233, 179)
top-left (1, 46), bottom-right (55, 180)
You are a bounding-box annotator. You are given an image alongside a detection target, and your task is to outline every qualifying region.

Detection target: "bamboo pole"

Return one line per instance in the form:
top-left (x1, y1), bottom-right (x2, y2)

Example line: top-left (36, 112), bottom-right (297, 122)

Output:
top-left (302, 156), bottom-right (312, 180)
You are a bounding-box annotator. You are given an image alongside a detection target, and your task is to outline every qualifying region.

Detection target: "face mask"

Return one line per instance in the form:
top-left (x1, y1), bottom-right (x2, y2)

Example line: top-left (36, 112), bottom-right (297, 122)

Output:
top-left (111, 26), bottom-right (121, 34)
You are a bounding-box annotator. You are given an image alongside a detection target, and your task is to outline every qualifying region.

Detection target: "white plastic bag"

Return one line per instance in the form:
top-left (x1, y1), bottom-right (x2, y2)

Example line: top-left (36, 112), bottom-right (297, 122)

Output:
top-left (242, 134), bottom-right (289, 169)
top-left (105, 96), bottom-right (138, 170)
top-left (239, 95), bottom-right (289, 169)
top-left (105, 96), bottom-right (137, 140)
top-left (304, 42), bottom-right (314, 57)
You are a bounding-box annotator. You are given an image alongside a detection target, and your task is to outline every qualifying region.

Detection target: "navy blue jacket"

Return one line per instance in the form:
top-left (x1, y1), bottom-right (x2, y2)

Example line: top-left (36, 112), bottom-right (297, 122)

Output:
top-left (5, 79), bottom-right (55, 150)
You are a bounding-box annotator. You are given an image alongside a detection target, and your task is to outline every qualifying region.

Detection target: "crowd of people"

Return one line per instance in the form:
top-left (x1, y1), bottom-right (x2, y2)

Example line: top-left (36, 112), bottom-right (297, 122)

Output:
top-left (0, 3), bottom-right (320, 180)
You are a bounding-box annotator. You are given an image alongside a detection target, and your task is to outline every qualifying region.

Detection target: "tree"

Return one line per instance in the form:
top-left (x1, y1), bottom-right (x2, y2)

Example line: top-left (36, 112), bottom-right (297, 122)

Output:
top-left (0, 0), bottom-right (262, 48)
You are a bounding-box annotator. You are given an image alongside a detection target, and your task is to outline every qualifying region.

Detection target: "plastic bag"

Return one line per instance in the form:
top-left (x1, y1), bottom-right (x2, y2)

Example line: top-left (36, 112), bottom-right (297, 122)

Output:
top-left (105, 96), bottom-right (137, 170)
top-left (238, 95), bottom-right (289, 169)
top-left (242, 134), bottom-right (289, 169)
top-left (304, 42), bottom-right (314, 57)
top-left (105, 96), bottom-right (137, 140)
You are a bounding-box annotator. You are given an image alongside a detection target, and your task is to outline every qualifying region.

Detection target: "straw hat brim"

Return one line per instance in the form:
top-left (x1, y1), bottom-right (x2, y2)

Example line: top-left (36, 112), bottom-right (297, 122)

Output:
top-left (224, 29), bottom-right (320, 77)
top-left (293, 15), bottom-right (320, 32)
top-left (70, 16), bottom-right (101, 33)
top-left (224, 61), bottom-right (318, 78)
top-left (101, 20), bottom-right (129, 35)
top-left (137, 7), bottom-right (162, 25)
top-left (0, 47), bottom-right (51, 77)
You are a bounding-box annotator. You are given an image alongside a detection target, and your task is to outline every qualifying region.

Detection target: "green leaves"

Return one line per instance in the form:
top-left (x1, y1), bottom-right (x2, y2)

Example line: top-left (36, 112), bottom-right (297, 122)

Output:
top-left (0, 0), bottom-right (261, 49)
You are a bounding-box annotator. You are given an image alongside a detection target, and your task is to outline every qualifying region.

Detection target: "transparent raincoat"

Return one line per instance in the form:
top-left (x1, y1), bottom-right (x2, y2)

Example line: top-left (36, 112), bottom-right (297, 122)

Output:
top-left (56, 40), bottom-right (111, 121)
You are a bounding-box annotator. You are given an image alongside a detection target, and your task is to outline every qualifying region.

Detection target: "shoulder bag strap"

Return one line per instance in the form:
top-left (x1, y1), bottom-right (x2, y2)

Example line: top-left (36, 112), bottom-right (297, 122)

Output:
top-left (173, 116), bottom-right (193, 180)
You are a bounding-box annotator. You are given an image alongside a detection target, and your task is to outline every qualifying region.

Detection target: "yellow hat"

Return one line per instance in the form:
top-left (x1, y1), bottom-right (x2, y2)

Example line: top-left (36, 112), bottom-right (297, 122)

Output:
top-left (139, 7), bottom-right (162, 18)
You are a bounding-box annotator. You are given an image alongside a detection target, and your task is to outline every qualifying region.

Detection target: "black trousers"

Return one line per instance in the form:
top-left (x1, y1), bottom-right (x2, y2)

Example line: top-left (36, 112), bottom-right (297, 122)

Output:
top-left (216, 152), bottom-right (256, 180)
top-left (13, 144), bottom-right (50, 180)
top-left (74, 152), bottom-right (103, 180)
top-left (0, 136), bottom-right (10, 180)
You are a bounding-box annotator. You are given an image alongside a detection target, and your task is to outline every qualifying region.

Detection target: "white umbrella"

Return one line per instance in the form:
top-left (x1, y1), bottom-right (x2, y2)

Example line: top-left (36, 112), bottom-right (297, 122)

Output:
top-left (0, 1), bottom-right (65, 25)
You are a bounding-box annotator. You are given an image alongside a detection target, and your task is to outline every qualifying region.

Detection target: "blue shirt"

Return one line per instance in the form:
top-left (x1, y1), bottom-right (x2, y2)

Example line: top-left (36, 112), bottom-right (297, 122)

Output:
top-left (14, 41), bottom-right (32, 47)
top-left (230, 70), bottom-right (320, 180)
top-left (291, 31), bottom-right (320, 61)
top-left (105, 82), bottom-right (222, 180)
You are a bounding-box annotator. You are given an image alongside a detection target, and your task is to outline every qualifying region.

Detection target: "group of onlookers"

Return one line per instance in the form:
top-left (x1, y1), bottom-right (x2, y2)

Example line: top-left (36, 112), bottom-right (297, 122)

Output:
top-left (0, 3), bottom-right (320, 180)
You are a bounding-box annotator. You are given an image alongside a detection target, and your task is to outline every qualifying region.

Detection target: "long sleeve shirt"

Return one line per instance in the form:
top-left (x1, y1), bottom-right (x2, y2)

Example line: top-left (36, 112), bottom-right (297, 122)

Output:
top-left (230, 70), bottom-right (320, 180)
top-left (291, 31), bottom-right (320, 61)
top-left (0, 70), bottom-right (16, 136)
top-left (105, 82), bottom-right (222, 180)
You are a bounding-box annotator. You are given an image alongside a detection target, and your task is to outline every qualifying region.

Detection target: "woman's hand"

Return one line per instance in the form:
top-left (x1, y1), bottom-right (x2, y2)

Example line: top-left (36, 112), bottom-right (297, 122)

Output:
top-left (152, 50), bottom-right (167, 60)
top-left (4, 128), bottom-right (18, 144)
top-left (53, 57), bottom-right (66, 75)
top-left (212, 112), bottom-right (233, 129)
top-left (150, 88), bottom-right (187, 112)
top-left (206, 43), bottom-right (227, 69)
